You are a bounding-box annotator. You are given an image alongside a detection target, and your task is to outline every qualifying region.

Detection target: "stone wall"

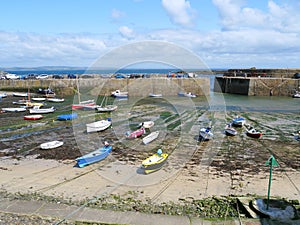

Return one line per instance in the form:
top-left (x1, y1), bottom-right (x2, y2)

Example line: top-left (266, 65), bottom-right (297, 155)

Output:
top-left (214, 77), bottom-right (300, 96)
top-left (0, 78), bottom-right (210, 97)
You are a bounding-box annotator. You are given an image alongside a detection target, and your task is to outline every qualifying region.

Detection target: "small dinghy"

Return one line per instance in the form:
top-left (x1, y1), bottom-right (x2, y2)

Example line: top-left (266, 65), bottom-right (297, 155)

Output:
top-left (126, 127), bottom-right (145, 139)
top-left (199, 127), bottom-right (213, 141)
top-left (86, 118), bottom-right (112, 133)
top-left (142, 131), bottom-right (159, 145)
top-left (224, 124), bottom-right (237, 136)
top-left (57, 113), bottom-right (78, 121)
top-left (2, 107), bottom-right (26, 112)
top-left (76, 142), bottom-right (112, 168)
top-left (29, 106), bottom-right (55, 114)
top-left (139, 121), bottom-right (154, 129)
top-left (246, 126), bottom-right (262, 138)
top-left (0, 93), bottom-right (7, 98)
top-left (141, 149), bottom-right (168, 174)
top-left (149, 93), bottom-right (162, 98)
top-left (96, 105), bottom-right (118, 112)
top-left (232, 116), bottom-right (246, 127)
top-left (47, 98), bottom-right (65, 103)
top-left (24, 114), bottom-right (43, 120)
top-left (40, 140), bottom-right (63, 150)
top-left (32, 97), bottom-right (46, 101)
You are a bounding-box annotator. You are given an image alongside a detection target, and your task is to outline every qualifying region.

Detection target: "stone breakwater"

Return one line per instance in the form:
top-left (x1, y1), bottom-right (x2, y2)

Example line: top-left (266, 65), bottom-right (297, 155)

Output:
top-left (0, 78), bottom-right (210, 97)
top-left (214, 77), bottom-right (300, 96)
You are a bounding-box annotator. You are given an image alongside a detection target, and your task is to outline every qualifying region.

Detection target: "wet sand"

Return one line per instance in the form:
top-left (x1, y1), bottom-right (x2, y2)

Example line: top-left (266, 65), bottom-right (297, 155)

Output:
top-left (0, 94), bottom-right (300, 206)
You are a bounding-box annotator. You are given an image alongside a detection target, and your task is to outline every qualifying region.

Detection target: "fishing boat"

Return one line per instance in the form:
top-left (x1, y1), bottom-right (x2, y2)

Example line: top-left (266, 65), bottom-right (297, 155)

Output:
top-left (232, 116), bottom-right (246, 127)
top-left (24, 114), bottom-right (43, 120)
top-left (13, 100), bottom-right (44, 108)
top-left (47, 98), bottom-right (65, 103)
top-left (57, 113), bottom-right (78, 121)
top-left (142, 131), bottom-right (159, 145)
top-left (0, 93), bottom-right (7, 98)
top-left (37, 87), bottom-right (55, 95)
top-left (149, 93), bottom-right (162, 98)
top-left (126, 127), bottom-right (145, 139)
top-left (32, 97), bottom-right (46, 101)
top-left (246, 126), bottom-right (262, 138)
top-left (141, 149), bottom-right (168, 174)
top-left (29, 106), bottom-right (55, 114)
top-left (1, 107), bottom-right (26, 112)
top-left (224, 124), bottom-right (237, 136)
top-left (178, 92), bottom-right (196, 98)
top-left (75, 143), bottom-right (112, 168)
top-left (199, 127), bottom-right (213, 141)
top-left (86, 118), bottom-right (112, 133)
top-left (139, 121), bottom-right (155, 129)
top-left (111, 90), bottom-right (128, 98)
top-left (40, 140), bottom-right (64, 150)
top-left (13, 92), bottom-right (28, 97)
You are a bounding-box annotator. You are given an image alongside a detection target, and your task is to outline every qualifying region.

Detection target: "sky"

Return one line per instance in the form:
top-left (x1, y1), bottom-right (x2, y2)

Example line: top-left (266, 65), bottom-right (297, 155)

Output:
top-left (0, 0), bottom-right (300, 69)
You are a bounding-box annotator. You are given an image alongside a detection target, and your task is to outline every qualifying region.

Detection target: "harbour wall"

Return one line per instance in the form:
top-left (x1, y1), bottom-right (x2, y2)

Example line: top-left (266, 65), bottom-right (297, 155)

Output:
top-left (214, 77), bottom-right (300, 96)
top-left (0, 78), bottom-right (210, 97)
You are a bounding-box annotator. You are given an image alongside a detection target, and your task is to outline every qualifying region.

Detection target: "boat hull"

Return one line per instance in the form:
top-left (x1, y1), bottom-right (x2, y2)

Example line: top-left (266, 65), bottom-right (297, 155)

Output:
top-left (126, 127), bottom-right (145, 139)
top-left (224, 128), bottom-right (237, 136)
top-left (142, 131), bottom-right (159, 145)
top-left (57, 113), bottom-right (78, 121)
top-left (2, 108), bottom-right (26, 112)
top-left (24, 115), bottom-right (43, 120)
top-left (142, 153), bottom-right (168, 174)
top-left (40, 141), bottom-right (63, 150)
top-left (76, 145), bottom-right (112, 168)
top-left (86, 120), bottom-right (111, 133)
top-left (246, 132), bottom-right (262, 138)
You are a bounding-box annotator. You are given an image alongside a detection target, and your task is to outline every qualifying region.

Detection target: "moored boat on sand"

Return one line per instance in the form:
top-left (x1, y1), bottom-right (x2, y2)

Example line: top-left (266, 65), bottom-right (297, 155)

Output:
top-left (199, 127), bottom-right (213, 141)
top-left (47, 98), bottom-right (65, 103)
top-left (126, 127), bottom-right (145, 139)
top-left (76, 143), bottom-right (112, 168)
top-left (40, 140), bottom-right (63, 150)
top-left (0, 93), bottom-right (7, 98)
top-left (141, 149), bottom-right (168, 174)
top-left (245, 125), bottom-right (262, 138)
top-left (29, 106), bottom-right (55, 114)
top-left (1, 107), bottom-right (26, 112)
top-left (86, 118), bottom-right (111, 133)
top-left (139, 121), bottom-right (154, 129)
top-left (232, 116), bottom-right (246, 127)
top-left (24, 114), bottom-right (43, 120)
top-left (111, 90), bottom-right (128, 98)
top-left (224, 124), bottom-right (237, 136)
top-left (142, 131), bottom-right (159, 145)
top-left (57, 113), bottom-right (78, 121)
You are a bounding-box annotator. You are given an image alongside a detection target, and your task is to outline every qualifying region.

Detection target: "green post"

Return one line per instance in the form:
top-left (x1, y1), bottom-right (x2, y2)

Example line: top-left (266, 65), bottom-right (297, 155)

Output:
top-left (265, 155), bottom-right (279, 210)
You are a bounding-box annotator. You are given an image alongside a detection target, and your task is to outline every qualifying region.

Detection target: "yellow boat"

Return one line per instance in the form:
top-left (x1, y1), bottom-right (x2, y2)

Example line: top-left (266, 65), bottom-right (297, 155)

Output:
top-left (141, 149), bottom-right (168, 174)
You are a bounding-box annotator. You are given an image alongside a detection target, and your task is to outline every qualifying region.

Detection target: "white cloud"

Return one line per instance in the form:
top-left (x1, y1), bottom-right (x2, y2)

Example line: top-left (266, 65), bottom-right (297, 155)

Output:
top-left (111, 8), bottom-right (126, 20)
top-left (161, 0), bottom-right (196, 27)
top-left (212, 0), bottom-right (300, 32)
top-left (119, 26), bottom-right (135, 39)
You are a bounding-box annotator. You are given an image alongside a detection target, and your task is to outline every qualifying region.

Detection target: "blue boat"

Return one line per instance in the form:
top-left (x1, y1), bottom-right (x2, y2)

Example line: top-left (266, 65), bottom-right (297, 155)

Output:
top-left (76, 144), bottom-right (112, 168)
top-left (57, 113), bottom-right (78, 121)
top-left (232, 116), bottom-right (246, 127)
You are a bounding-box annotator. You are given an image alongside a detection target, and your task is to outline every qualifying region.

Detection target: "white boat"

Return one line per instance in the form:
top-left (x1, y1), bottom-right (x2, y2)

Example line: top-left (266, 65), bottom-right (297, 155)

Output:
top-left (178, 92), bottom-right (196, 98)
top-left (24, 114), bottom-right (43, 120)
top-left (29, 106), bottom-right (55, 114)
top-left (96, 105), bottom-right (118, 112)
top-left (86, 119), bottom-right (112, 133)
top-left (232, 116), bottom-right (246, 127)
top-left (111, 90), bottom-right (128, 98)
top-left (32, 97), bottom-right (46, 101)
top-left (142, 131), bottom-right (159, 145)
top-left (13, 92), bottom-right (28, 97)
top-left (199, 127), bottom-right (213, 141)
top-left (47, 98), bottom-right (65, 103)
top-left (1, 107), bottom-right (26, 112)
top-left (40, 140), bottom-right (63, 150)
top-left (0, 93), bottom-right (7, 98)
top-left (139, 121), bottom-right (155, 129)
top-left (149, 93), bottom-right (162, 98)
top-left (292, 91), bottom-right (300, 98)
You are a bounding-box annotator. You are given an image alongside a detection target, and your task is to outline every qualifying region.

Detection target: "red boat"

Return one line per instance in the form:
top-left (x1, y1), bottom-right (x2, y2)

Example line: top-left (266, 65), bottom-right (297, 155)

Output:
top-left (246, 127), bottom-right (262, 138)
top-left (72, 100), bottom-right (96, 110)
top-left (126, 127), bottom-right (145, 139)
top-left (24, 114), bottom-right (43, 120)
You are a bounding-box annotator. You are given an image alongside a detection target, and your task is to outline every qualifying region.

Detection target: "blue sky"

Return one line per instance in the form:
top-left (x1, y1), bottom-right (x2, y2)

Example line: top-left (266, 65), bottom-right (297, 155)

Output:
top-left (1, 0), bottom-right (300, 69)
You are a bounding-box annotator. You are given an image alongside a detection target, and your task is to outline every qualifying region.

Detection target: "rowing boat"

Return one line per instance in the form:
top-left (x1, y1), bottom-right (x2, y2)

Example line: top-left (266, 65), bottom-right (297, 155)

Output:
top-left (141, 149), bottom-right (168, 174)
